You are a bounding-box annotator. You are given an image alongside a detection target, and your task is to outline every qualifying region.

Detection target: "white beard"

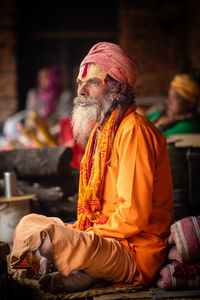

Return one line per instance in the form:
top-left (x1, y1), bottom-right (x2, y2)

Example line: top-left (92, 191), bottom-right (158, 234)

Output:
top-left (71, 95), bottom-right (113, 147)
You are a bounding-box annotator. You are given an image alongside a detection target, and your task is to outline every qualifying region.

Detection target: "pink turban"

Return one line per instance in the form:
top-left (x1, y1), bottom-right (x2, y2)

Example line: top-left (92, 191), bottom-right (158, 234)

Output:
top-left (80, 42), bottom-right (138, 89)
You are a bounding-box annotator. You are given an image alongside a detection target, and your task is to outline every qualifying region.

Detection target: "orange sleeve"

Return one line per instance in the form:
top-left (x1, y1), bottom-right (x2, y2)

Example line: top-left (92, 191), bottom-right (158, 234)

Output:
top-left (87, 124), bottom-right (164, 239)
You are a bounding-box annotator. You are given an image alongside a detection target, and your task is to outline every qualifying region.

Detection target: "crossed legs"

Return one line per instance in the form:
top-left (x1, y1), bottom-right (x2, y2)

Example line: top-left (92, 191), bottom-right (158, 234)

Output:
top-left (11, 214), bottom-right (141, 294)
top-left (33, 232), bottom-right (98, 293)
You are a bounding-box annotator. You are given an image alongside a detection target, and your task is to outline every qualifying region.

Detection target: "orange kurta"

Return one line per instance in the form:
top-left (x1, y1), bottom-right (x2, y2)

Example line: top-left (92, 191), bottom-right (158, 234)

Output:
top-left (10, 111), bottom-right (173, 287)
top-left (85, 112), bottom-right (174, 285)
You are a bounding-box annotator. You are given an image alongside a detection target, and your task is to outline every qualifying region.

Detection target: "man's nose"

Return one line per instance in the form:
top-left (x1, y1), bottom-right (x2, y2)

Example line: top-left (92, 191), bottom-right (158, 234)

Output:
top-left (78, 83), bottom-right (89, 97)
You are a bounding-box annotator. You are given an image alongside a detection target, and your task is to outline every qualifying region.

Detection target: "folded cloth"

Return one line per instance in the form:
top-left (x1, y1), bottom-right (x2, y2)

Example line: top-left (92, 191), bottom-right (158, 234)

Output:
top-left (157, 261), bottom-right (200, 290)
top-left (168, 246), bottom-right (182, 263)
top-left (168, 216), bottom-right (200, 263)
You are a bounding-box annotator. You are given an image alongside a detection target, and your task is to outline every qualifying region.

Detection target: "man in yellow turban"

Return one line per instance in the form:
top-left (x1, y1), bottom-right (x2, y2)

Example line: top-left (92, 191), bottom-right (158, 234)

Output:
top-left (10, 42), bottom-right (173, 293)
top-left (146, 71), bottom-right (200, 136)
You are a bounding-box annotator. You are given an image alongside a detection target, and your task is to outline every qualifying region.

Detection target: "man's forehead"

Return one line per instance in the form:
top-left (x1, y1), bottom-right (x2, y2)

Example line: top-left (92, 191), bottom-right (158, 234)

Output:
top-left (78, 63), bottom-right (107, 84)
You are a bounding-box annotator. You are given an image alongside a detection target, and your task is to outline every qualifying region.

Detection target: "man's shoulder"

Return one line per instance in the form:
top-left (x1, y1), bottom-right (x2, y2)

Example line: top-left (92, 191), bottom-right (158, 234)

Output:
top-left (118, 111), bottom-right (166, 143)
top-left (120, 111), bottom-right (161, 131)
top-left (114, 112), bottom-right (166, 158)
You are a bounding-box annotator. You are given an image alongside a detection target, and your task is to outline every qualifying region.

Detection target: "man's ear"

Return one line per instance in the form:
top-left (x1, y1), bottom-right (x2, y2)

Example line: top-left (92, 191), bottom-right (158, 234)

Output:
top-left (120, 83), bottom-right (127, 94)
top-left (116, 83), bottom-right (126, 100)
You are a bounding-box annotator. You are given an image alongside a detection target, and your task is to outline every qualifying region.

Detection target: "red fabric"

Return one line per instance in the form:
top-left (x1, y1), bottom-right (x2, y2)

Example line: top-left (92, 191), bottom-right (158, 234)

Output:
top-left (60, 117), bottom-right (74, 147)
top-left (71, 144), bottom-right (85, 169)
top-left (59, 117), bottom-right (85, 169)
top-left (174, 262), bottom-right (200, 278)
top-left (157, 261), bottom-right (200, 290)
top-left (81, 42), bottom-right (138, 88)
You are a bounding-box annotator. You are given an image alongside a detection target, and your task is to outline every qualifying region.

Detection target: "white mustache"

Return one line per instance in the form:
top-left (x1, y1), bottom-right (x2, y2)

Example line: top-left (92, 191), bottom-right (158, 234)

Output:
top-left (73, 96), bottom-right (99, 107)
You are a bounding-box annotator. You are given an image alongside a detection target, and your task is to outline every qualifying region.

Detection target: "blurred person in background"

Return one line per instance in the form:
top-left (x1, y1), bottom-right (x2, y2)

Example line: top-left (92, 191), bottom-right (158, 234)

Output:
top-left (26, 65), bottom-right (73, 122)
top-left (2, 65), bottom-right (83, 168)
top-left (146, 70), bottom-right (200, 136)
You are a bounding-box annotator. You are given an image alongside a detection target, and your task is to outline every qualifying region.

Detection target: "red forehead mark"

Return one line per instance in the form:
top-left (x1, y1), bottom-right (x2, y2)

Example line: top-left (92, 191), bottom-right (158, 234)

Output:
top-left (82, 63), bottom-right (88, 78)
top-left (104, 77), bottom-right (110, 83)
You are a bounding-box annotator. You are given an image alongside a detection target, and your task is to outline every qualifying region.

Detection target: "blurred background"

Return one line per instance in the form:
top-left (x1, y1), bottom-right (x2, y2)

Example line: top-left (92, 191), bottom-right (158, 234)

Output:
top-left (1, 2), bottom-right (200, 288)
top-left (0, 0), bottom-right (200, 121)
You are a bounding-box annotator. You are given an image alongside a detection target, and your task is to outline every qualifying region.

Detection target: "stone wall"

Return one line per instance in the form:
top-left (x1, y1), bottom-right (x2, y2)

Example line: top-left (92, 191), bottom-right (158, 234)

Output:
top-left (119, 0), bottom-right (200, 106)
top-left (0, 0), bottom-right (17, 122)
top-left (187, 0), bottom-right (200, 67)
top-left (0, 0), bottom-right (200, 122)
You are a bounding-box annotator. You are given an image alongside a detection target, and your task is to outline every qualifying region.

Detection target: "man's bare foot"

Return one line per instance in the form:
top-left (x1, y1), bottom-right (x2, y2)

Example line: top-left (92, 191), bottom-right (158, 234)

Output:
top-left (39, 233), bottom-right (54, 261)
top-left (39, 270), bottom-right (99, 293)
top-left (32, 233), bottom-right (54, 275)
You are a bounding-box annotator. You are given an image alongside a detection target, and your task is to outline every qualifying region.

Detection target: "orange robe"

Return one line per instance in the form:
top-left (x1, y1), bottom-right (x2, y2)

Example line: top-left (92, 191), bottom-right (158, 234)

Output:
top-left (83, 112), bottom-right (174, 285)
top-left (11, 112), bottom-right (173, 286)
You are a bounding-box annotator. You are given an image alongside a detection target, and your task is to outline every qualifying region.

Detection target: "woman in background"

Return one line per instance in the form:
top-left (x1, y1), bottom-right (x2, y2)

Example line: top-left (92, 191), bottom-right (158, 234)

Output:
top-left (146, 69), bottom-right (200, 136)
top-left (26, 66), bottom-right (62, 119)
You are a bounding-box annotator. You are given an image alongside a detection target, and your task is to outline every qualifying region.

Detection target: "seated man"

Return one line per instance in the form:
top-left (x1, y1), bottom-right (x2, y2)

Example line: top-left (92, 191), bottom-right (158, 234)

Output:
top-left (146, 70), bottom-right (200, 136)
top-left (10, 42), bottom-right (173, 293)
